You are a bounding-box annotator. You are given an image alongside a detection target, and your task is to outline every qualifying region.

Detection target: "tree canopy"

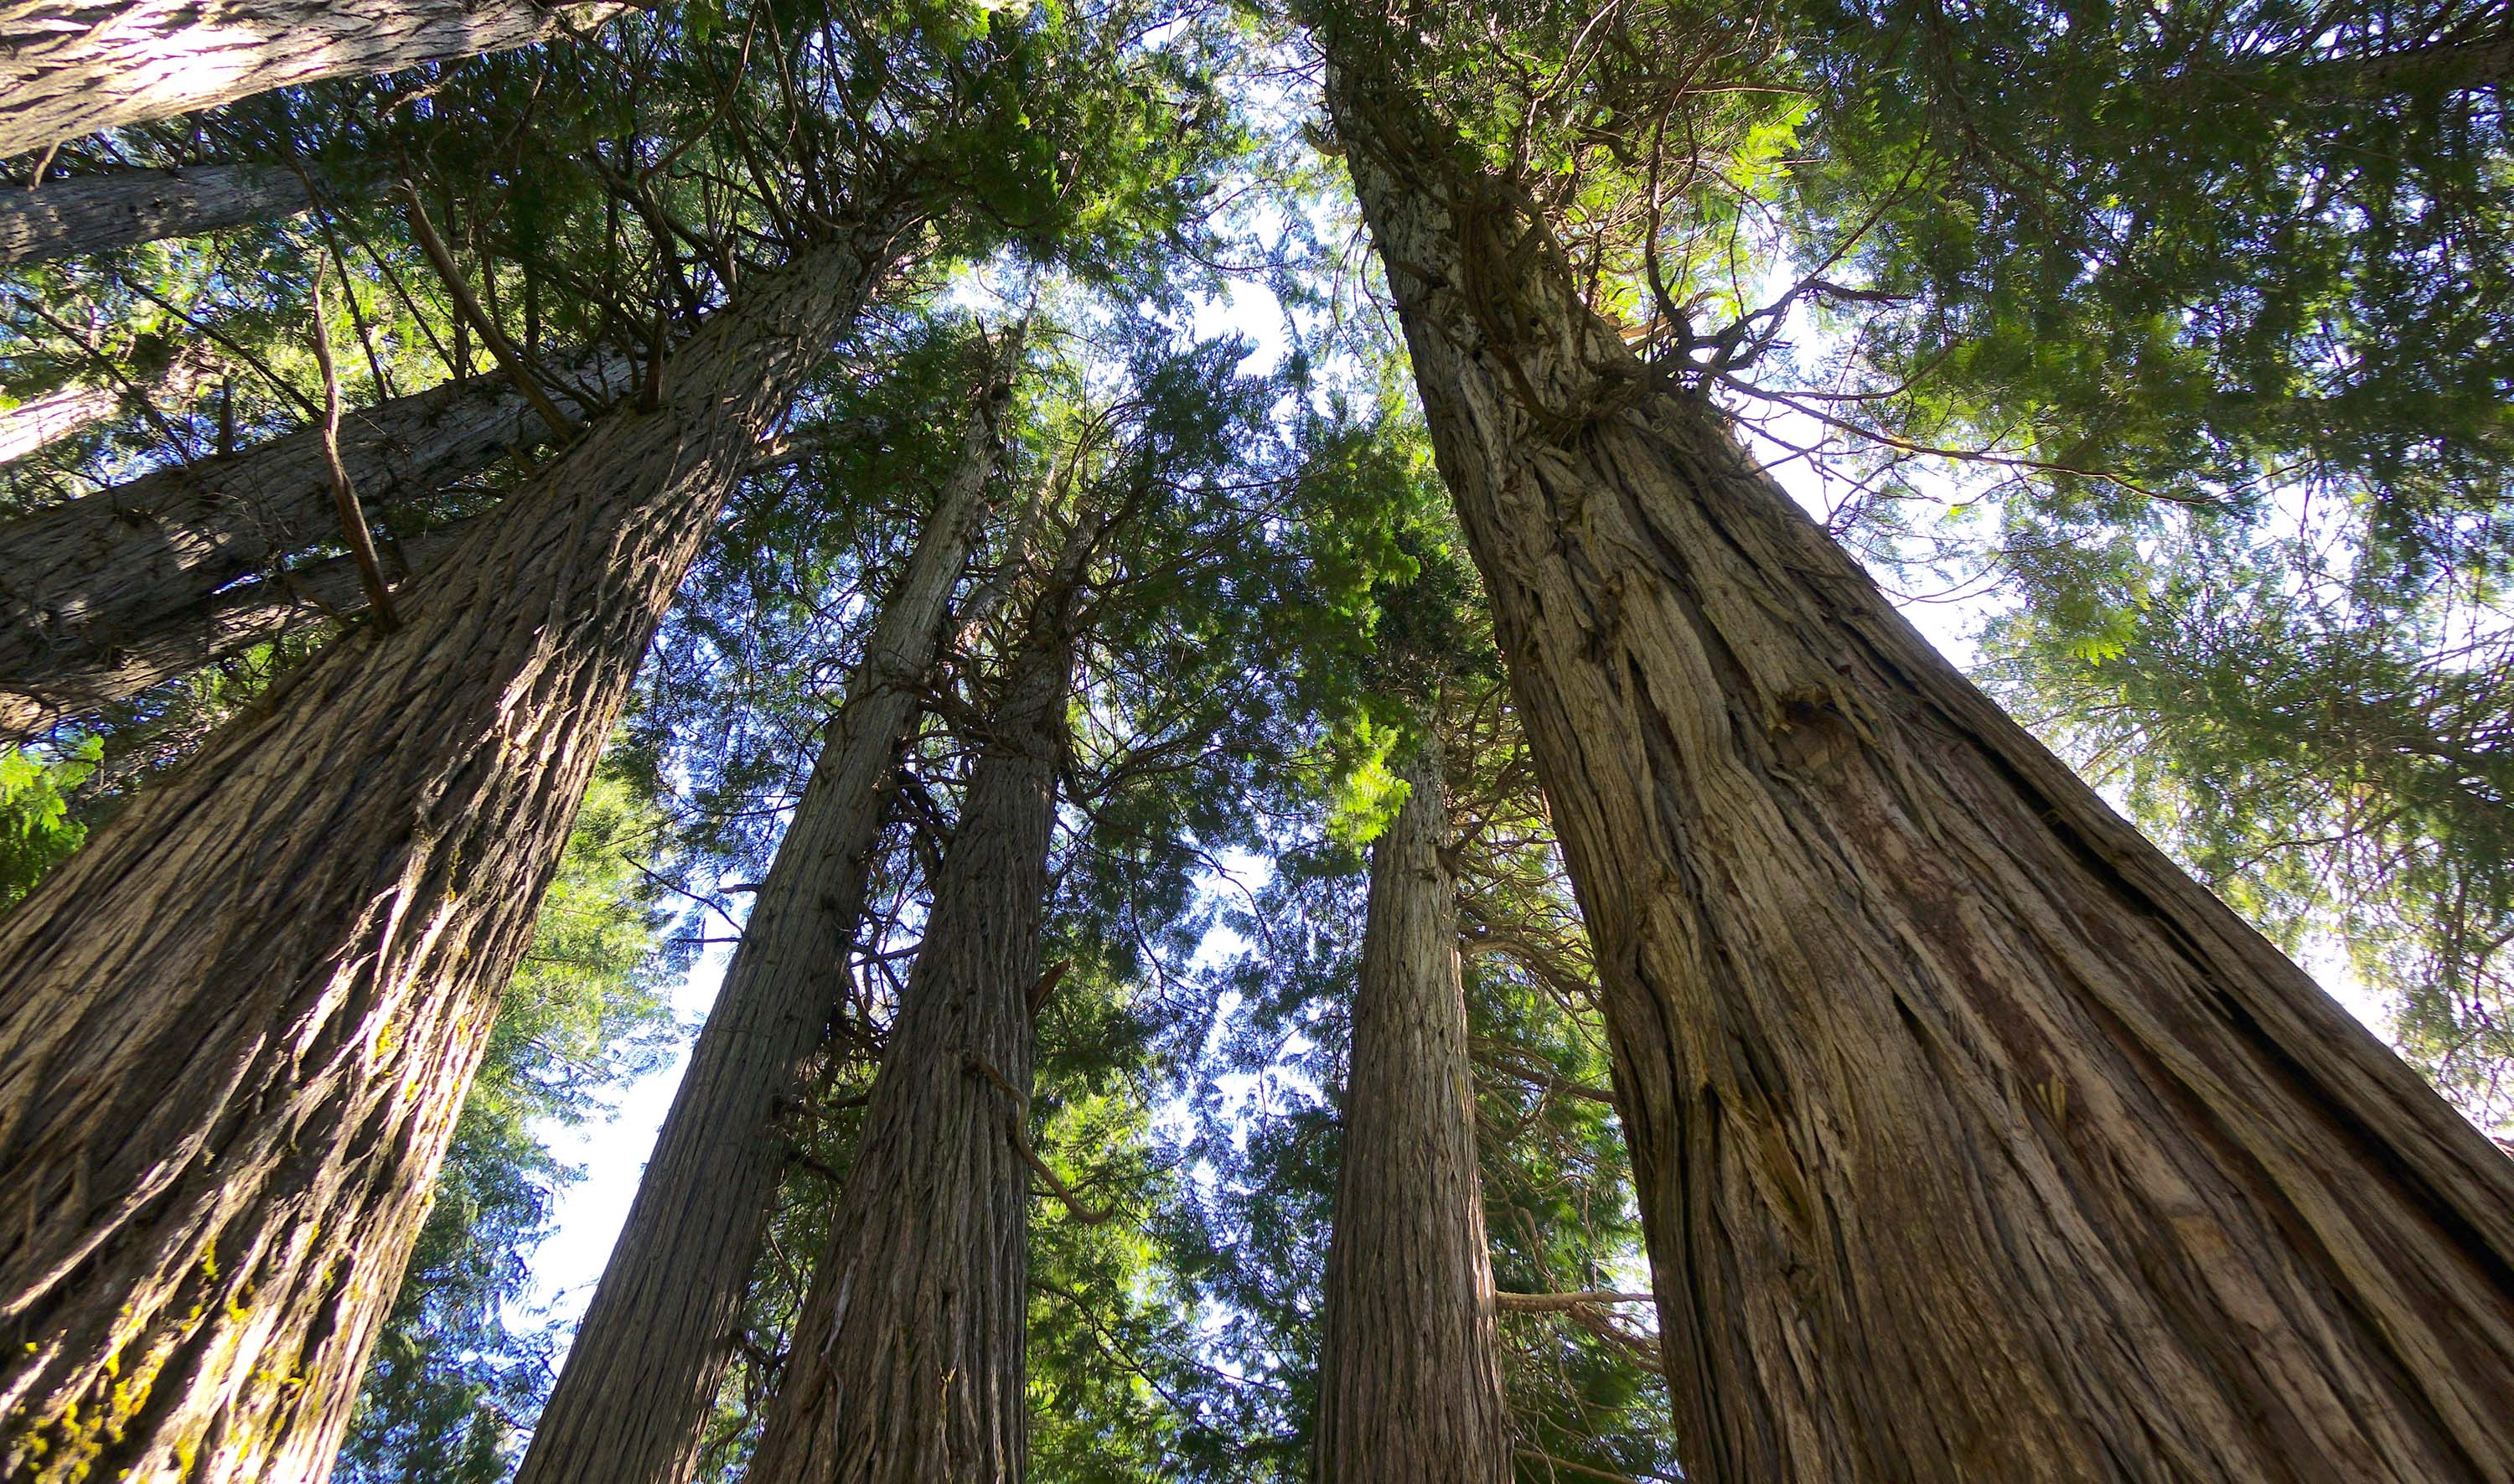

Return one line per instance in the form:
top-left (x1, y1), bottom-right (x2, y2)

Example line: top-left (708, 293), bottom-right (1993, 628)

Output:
top-left (1, 0), bottom-right (2509, 1476)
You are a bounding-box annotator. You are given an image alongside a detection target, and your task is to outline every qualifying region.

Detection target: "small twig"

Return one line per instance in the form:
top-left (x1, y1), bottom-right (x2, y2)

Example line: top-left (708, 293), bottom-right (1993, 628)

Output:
top-left (309, 266), bottom-right (400, 632)
top-left (399, 178), bottom-right (577, 442)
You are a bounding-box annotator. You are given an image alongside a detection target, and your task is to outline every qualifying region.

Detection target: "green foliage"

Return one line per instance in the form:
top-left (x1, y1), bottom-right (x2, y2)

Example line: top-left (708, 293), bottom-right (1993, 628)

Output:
top-left (1785, 0), bottom-right (2514, 574)
top-left (0, 742), bottom-right (96, 910)
top-left (337, 763), bottom-right (682, 1484)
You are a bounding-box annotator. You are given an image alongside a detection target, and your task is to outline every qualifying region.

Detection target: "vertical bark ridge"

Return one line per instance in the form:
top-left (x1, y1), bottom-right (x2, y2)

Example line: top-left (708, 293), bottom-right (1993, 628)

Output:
top-left (0, 163), bottom-right (317, 266)
top-left (0, 349), bottom-right (633, 712)
top-left (0, 215), bottom-right (911, 1484)
top-left (514, 337), bottom-right (1019, 1484)
top-left (1315, 737), bottom-right (1514, 1484)
top-left (0, 0), bottom-right (628, 161)
top-left (746, 536), bottom-right (1090, 1484)
top-left (1322, 47), bottom-right (2514, 1484)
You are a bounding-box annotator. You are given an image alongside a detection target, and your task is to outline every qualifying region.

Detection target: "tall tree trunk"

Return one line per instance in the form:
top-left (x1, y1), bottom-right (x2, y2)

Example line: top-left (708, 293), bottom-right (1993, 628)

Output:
top-left (0, 512), bottom-right (473, 742)
top-left (514, 339), bottom-right (1018, 1484)
top-left (0, 216), bottom-right (912, 1484)
top-left (0, 350), bottom-right (628, 695)
top-left (0, 0), bottom-right (629, 161)
top-left (0, 163), bottom-right (319, 266)
top-left (746, 540), bottom-right (1089, 1484)
top-left (1321, 46), bottom-right (2514, 1483)
top-left (0, 345), bottom-right (209, 466)
top-left (1315, 737), bottom-right (1513, 1484)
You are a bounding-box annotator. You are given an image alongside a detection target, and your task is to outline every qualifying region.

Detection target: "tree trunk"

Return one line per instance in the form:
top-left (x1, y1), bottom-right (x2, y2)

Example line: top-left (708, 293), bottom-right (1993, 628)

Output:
top-left (0, 0), bottom-right (629, 161)
top-left (0, 512), bottom-right (473, 742)
top-left (514, 339), bottom-right (1018, 1484)
top-left (0, 349), bottom-right (629, 698)
top-left (0, 217), bottom-right (911, 1484)
top-left (2269, 31), bottom-right (2512, 101)
top-left (1315, 737), bottom-right (1513, 1484)
top-left (0, 345), bottom-right (209, 466)
top-left (745, 543), bottom-right (1088, 1484)
top-left (0, 163), bottom-right (318, 266)
top-left (1322, 49), bottom-right (2514, 1483)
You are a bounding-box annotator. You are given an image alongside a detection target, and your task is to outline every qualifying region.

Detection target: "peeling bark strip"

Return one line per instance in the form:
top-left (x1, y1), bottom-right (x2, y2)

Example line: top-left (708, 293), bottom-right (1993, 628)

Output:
top-left (0, 513), bottom-right (473, 742)
top-left (0, 349), bottom-right (630, 710)
top-left (1322, 47), bottom-right (2514, 1484)
top-left (515, 340), bottom-right (1018, 1484)
top-left (0, 163), bottom-right (316, 266)
top-left (0, 218), bottom-right (909, 1484)
top-left (0, 0), bottom-right (628, 160)
top-left (1316, 739), bottom-right (1513, 1484)
top-left (747, 544), bottom-right (1089, 1484)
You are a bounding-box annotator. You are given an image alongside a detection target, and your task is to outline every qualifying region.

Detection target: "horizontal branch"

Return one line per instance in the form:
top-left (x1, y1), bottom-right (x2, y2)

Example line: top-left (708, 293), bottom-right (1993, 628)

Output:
top-left (1492, 1290), bottom-right (1655, 1312)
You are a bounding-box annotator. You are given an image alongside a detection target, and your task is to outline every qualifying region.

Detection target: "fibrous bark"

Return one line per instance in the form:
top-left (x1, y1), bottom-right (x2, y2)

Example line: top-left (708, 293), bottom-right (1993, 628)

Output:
top-left (515, 338), bottom-right (1018, 1484)
top-left (745, 538), bottom-right (1088, 1484)
top-left (0, 350), bottom-right (629, 710)
top-left (0, 0), bottom-right (628, 161)
top-left (1315, 737), bottom-right (1513, 1484)
top-left (0, 513), bottom-right (473, 742)
top-left (0, 216), bottom-right (910, 1484)
top-left (0, 163), bottom-right (317, 266)
top-left (1324, 42), bottom-right (2514, 1483)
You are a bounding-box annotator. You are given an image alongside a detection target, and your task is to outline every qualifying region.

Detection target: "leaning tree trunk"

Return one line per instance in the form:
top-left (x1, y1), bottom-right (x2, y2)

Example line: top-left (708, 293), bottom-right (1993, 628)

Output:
top-left (0, 345), bottom-right (209, 466)
top-left (1322, 46), bottom-right (2514, 1484)
top-left (746, 546), bottom-right (1087, 1484)
top-left (0, 163), bottom-right (319, 266)
top-left (0, 512), bottom-right (474, 742)
top-left (515, 339), bottom-right (1019, 1484)
top-left (1315, 737), bottom-right (1513, 1484)
top-left (0, 215), bottom-right (912, 1484)
top-left (0, 349), bottom-right (629, 700)
top-left (0, 0), bottom-right (628, 161)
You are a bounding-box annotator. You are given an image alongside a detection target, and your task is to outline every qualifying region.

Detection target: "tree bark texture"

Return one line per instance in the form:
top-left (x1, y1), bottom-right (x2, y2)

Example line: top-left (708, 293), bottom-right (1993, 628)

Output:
top-left (1324, 49), bottom-right (2514, 1484)
top-left (745, 558), bottom-right (1086, 1484)
top-left (0, 219), bottom-right (909, 1484)
top-left (0, 0), bottom-right (627, 161)
top-left (0, 349), bottom-right (630, 711)
top-left (514, 341), bottom-right (1017, 1484)
top-left (1315, 738), bottom-right (1513, 1484)
top-left (0, 382), bottom-right (123, 466)
top-left (0, 514), bottom-right (473, 742)
top-left (0, 346), bottom-right (209, 467)
top-left (0, 163), bottom-right (315, 266)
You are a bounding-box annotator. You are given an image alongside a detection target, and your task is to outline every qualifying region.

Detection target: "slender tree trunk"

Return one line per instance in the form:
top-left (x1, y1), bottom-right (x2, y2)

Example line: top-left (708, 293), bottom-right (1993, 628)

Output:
top-left (0, 163), bottom-right (320, 266)
top-left (0, 349), bottom-right (629, 696)
top-left (1316, 737), bottom-right (1513, 1484)
top-left (514, 339), bottom-right (1018, 1484)
top-left (0, 346), bottom-right (208, 466)
top-left (0, 0), bottom-right (629, 161)
top-left (0, 216), bottom-right (911, 1484)
top-left (0, 512), bottom-right (473, 742)
top-left (746, 543), bottom-right (1088, 1484)
top-left (1322, 46), bottom-right (2514, 1483)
